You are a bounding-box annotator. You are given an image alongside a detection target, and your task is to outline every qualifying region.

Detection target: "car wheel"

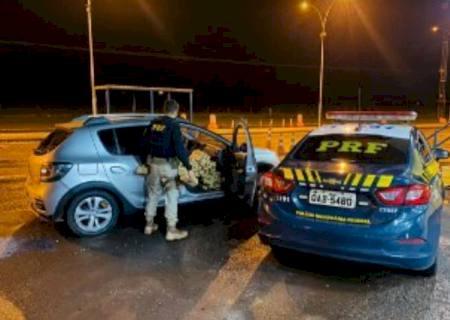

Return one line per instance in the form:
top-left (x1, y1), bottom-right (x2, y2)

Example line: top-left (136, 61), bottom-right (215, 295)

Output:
top-left (66, 190), bottom-right (120, 237)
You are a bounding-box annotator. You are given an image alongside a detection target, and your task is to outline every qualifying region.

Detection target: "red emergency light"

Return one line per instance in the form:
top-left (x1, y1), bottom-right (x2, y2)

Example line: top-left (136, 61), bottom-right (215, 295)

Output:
top-left (326, 111), bottom-right (418, 122)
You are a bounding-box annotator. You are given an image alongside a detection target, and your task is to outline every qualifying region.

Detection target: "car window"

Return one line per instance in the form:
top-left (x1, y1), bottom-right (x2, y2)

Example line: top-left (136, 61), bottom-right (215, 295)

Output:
top-left (233, 125), bottom-right (249, 150)
top-left (181, 127), bottom-right (228, 158)
top-left (197, 132), bottom-right (228, 151)
top-left (98, 126), bottom-right (146, 155)
top-left (115, 126), bottom-right (146, 155)
top-left (416, 131), bottom-right (432, 163)
top-left (290, 134), bottom-right (410, 165)
top-left (98, 129), bottom-right (120, 154)
top-left (181, 127), bottom-right (199, 141)
top-left (34, 129), bottom-right (72, 155)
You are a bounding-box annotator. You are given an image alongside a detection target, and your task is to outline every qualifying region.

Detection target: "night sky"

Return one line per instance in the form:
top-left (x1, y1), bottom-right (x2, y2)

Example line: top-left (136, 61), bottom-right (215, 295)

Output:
top-left (0, 0), bottom-right (447, 110)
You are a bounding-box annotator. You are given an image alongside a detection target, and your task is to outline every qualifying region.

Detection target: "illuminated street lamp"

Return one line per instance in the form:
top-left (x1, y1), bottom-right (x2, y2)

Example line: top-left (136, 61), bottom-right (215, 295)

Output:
top-left (300, 0), bottom-right (339, 126)
top-left (86, 0), bottom-right (98, 115)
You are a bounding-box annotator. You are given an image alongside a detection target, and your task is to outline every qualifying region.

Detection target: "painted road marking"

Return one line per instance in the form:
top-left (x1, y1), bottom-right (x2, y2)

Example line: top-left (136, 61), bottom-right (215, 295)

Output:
top-left (184, 235), bottom-right (270, 320)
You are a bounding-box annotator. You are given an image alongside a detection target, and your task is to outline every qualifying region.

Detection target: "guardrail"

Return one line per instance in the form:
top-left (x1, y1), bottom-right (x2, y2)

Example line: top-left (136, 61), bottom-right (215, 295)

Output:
top-left (0, 122), bottom-right (448, 143)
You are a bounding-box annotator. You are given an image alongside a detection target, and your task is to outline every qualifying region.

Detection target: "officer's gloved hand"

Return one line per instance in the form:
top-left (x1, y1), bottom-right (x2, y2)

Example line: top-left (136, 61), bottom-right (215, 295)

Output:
top-left (136, 164), bottom-right (149, 176)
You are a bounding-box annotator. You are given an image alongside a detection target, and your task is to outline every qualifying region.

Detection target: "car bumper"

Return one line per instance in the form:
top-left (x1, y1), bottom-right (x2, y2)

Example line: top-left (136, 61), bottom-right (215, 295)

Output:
top-left (258, 204), bottom-right (441, 271)
top-left (25, 177), bottom-right (70, 219)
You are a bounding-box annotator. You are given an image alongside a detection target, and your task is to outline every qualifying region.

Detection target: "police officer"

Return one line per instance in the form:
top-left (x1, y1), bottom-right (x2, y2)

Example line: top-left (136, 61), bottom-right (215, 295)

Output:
top-left (140, 99), bottom-right (196, 241)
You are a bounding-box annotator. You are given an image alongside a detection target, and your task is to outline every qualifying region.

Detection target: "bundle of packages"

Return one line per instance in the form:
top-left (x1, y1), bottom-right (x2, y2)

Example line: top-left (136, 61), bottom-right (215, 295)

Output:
top-left (179, 149), bottom-right (222, 191)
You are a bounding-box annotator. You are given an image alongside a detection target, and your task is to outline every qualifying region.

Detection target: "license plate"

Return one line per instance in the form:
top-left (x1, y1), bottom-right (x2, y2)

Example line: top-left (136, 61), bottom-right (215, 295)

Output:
top-left (308, 189), bottom-right (356, 209)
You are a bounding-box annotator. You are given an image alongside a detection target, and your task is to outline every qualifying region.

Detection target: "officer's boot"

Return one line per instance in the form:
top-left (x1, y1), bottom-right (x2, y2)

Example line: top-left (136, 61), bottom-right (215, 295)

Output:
top-left (144, 220), bottom-right (159, 236)
top-left (166, 226), bottom-right (189, 241)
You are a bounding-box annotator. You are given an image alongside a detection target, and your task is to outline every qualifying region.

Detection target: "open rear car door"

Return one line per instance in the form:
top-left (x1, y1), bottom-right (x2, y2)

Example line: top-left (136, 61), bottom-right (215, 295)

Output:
top-left (231, 120), bottom-right (258, 206)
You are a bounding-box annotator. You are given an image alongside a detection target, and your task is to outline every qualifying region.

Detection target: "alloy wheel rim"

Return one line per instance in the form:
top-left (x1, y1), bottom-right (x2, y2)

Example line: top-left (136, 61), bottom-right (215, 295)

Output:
top-left (74, 196), bottom-right (113, 233)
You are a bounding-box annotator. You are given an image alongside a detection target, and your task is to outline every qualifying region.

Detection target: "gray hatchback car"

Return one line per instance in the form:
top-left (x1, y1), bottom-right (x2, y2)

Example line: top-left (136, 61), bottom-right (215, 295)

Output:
top-left (26, 114), bottom-right (279, 237)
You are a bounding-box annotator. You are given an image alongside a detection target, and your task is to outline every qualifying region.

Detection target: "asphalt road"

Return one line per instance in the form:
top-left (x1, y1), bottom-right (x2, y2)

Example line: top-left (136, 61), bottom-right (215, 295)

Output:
top-left (1, 141), bottom-right (450, 320)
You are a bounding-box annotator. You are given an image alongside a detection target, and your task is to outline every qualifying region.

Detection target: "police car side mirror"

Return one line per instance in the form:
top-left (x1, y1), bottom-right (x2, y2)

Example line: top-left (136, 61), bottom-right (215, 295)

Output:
top-left (433, 148), bottom-right (449, 161)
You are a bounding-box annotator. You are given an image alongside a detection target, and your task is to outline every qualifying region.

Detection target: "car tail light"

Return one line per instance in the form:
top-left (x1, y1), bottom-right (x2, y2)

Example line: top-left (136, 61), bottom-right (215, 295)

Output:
top-left (375, 186), bottom-right (407, 206)
top-left (404, 184), bottom-right (431, 205)
top-left (260, 172), bottom-right (294, 194)
top-left (40, 162), bottom-right (73, 182)
top-left (375, 184), bottom-right (430, 206)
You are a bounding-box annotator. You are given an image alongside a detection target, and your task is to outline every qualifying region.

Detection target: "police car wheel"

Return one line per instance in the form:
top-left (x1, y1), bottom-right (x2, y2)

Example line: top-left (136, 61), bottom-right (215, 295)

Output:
top-left (66, 191), bottom-right (120, 237)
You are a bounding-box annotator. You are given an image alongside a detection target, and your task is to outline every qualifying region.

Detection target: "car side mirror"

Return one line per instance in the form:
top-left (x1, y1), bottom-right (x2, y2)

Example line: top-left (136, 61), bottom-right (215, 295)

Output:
top-left (434, 148), bottom-right (449, 160)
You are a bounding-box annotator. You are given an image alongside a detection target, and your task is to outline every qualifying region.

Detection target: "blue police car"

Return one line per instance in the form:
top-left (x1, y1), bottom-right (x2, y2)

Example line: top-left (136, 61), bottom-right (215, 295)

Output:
top-left (258, 111), bottom-right (448, 276)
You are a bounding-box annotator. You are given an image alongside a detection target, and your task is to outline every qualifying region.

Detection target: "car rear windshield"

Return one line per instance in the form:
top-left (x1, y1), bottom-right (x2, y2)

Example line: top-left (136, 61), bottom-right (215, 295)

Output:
top-left (291, 134), bottom-right (410, 165)
top-left (34, 129), bottom-right (72, 155)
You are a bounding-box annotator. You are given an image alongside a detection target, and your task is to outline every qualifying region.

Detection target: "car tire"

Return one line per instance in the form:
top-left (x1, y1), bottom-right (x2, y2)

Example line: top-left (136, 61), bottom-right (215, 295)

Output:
top-left (66, 190), bottom-right (120, 237)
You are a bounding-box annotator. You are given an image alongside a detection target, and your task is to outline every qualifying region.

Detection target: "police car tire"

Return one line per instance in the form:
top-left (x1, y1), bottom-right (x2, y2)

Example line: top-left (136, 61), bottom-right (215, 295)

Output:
top-left (66, 190), bottom-right (120, 237)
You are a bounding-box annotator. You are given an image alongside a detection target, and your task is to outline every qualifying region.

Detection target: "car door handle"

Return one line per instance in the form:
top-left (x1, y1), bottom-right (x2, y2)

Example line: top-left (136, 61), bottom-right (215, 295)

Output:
top-left (110, 166), bottom-right (127, 174)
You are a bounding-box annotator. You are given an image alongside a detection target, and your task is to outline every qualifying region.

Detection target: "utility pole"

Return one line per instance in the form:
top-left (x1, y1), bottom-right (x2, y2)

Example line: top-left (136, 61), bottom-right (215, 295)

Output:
top-left (86, 0), bottom-right (98, 115)
top-left (318, 28), bottom-right (326, 126)
top-left (438, 1), bottom-right (449, 120)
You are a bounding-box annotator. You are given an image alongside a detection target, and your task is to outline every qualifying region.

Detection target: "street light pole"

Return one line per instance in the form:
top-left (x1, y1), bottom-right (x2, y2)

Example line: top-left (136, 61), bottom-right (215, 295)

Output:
top-left (319, 28), bottom-right (325, 127)
top-left (440, 1), bottom-right (450, 121)
top-left (301, 0), bottom-right (337, 127)
top-left (86, 0), bottom-right (98, 115)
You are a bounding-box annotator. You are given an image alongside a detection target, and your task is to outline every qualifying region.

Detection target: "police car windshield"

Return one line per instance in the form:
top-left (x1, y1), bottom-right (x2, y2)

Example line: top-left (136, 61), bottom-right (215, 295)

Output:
top-left (291, 134), bottom-right (409, 165)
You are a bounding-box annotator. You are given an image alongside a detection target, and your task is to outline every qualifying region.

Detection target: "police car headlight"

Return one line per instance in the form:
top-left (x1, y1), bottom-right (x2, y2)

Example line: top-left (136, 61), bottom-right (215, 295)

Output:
top-left (40, 162), bottom-right (73, 182)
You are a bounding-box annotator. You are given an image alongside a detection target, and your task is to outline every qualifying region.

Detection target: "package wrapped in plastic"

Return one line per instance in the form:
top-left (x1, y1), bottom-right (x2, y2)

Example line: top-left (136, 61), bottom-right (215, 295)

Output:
top-left (179, 149), bottom-right (222, 191)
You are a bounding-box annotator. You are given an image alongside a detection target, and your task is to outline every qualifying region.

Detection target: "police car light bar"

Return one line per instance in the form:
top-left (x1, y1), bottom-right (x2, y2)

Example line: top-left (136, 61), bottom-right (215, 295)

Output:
top-left (326, 111), bottom-right (418, 122)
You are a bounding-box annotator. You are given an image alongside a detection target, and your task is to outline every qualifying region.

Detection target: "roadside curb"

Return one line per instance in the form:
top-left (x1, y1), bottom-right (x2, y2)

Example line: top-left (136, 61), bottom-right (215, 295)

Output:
top-left (0, 123), bottom-right (446, 142)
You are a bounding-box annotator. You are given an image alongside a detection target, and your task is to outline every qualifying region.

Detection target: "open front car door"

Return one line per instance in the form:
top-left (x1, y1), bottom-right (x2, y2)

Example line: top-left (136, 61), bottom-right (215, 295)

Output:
top-left (231, 120), bottom-right (258, 206)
